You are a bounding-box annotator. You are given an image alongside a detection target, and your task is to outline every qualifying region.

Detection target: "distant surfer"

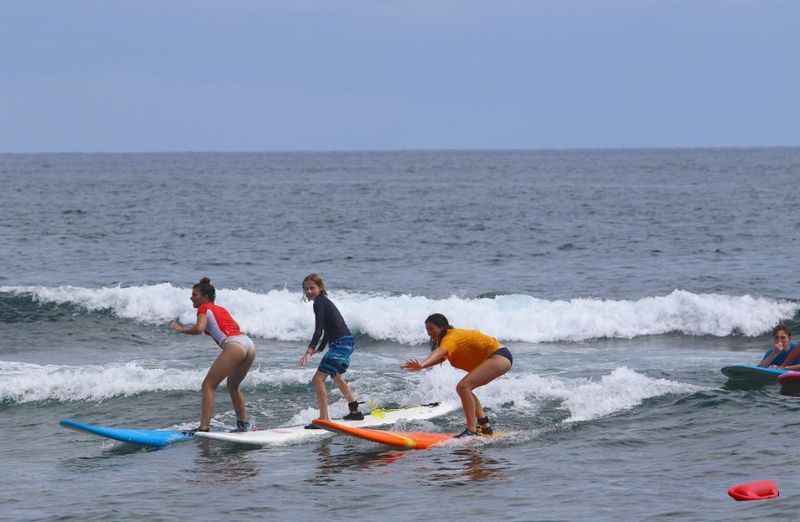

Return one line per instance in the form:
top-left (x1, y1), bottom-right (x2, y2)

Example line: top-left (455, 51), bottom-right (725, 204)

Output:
top-left (403, 313), bottom-right (512, 438)
top-left (758, 324), bottom-right (800, 369)
top-left (170, 277), bottom-right (256, 433)
top-left (298, 273), bottom-right (364, 428)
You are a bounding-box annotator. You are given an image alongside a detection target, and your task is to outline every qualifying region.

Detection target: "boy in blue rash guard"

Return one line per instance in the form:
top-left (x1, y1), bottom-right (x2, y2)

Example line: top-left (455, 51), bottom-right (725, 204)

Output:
top-left (298, 273), bottom-right (364, 428)
top-left (758, 324), bottom-right (799, 368)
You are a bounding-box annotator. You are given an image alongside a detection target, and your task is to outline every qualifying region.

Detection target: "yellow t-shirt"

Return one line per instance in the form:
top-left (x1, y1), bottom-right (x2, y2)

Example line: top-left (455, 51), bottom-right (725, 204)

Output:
top-left (439, 328), bottom-right (501, 372)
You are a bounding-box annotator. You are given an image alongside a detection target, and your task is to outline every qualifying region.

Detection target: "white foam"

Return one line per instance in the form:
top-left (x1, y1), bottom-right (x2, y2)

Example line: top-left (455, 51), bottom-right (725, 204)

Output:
top-left (2, 357), bottom-right (701, 427)
top-left (408, 364), bottom-right (702, 424)
top-left (0, 361), bottom-right (312, 404)
top-left (2, 285), bottom-right (796, 343)
top-left (534, 367), bottom-right (702, 423)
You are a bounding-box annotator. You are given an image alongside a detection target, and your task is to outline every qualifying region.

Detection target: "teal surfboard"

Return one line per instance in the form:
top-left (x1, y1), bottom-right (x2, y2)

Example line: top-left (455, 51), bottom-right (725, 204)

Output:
top-left (60, 419), bottom-right (193, 448)
top-left (721, 365), bottom-right (786, 383)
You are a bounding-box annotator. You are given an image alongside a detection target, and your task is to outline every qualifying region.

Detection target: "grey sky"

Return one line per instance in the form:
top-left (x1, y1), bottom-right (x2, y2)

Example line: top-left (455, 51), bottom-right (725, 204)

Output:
top-left (2, 1), bottom-right (798, 152)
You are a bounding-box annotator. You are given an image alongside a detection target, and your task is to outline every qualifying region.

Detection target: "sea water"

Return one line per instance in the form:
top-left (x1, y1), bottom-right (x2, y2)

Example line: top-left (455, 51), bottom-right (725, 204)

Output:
top-left (1, 149), bottom-right (799, 521)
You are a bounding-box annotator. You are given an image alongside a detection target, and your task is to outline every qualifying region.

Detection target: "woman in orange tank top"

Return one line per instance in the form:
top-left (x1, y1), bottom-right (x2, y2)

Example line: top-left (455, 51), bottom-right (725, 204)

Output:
top-left (403, 313), bottom-right (512, 438)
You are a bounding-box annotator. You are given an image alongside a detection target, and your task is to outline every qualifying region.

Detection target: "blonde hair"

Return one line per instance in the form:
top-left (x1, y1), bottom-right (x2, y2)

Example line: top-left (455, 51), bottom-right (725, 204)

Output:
top-left (303, 273), bottom-right (328, 297)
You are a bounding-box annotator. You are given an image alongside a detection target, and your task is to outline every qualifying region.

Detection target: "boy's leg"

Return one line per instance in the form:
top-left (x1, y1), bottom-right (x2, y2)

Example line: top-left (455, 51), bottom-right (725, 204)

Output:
top-left (312, 370), bottom-right (329, 420)
top-left (332, 373), bottom-right (355, 403)
top-left (333, 373), bottom-right (364, 420)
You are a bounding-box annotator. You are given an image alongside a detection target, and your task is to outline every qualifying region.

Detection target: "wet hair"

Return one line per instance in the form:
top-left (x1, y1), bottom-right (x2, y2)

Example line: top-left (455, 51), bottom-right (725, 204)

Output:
top-left (303, 273), bottom-right (328, 297)
top-left (773, 324), bottom-right (792, 338)
top-left (425, 313), bottom-right (453, 350)
top-left (193, 277), bottom-right (216, 301)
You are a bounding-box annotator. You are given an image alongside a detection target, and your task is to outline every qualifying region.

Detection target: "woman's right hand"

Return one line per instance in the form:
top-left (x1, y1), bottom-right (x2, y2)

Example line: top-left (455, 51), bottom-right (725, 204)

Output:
top-left (403, 359), bottom-right (424, 371)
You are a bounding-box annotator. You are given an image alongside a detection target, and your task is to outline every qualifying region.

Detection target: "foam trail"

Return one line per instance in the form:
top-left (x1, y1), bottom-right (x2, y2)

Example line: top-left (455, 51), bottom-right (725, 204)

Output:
top-left (410, 365), bottom-right (702, 424)
top-left (542, 367), bottom-right (702, 423)
top-left (2, 285), bottom-right (796, 344)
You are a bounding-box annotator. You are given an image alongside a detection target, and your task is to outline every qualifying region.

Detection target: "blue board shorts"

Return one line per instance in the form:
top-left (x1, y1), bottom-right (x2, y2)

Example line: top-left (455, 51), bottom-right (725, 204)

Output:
top-left (318, 336), bottom-right (355, 376)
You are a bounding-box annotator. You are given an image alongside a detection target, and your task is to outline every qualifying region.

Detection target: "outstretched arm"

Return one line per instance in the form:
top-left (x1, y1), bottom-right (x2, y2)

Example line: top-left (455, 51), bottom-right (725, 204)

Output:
top-left (403, 346), bottom-right (448, 371)
top-left (170, 313), bottom-right (207, 335)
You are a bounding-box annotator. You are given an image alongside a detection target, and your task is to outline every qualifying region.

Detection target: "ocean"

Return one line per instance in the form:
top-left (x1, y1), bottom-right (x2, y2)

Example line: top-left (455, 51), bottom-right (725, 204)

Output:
top-left (1, 149), bottom-right (799, 521)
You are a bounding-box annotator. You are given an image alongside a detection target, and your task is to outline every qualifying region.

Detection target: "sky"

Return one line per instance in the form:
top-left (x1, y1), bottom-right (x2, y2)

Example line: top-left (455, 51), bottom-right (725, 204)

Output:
top-left (1, 1), bottom-right (798, 152)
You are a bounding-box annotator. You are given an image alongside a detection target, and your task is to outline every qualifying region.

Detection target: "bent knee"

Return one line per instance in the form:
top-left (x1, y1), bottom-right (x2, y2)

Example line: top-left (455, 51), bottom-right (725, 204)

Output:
top-left (201, 380), bottom-right (219, 392)
top-left (456, 379), bottom-right (474, 394)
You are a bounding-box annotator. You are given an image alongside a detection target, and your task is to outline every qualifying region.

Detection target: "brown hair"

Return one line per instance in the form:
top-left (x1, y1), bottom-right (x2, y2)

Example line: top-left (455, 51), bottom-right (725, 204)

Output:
top-left (425, 313), bottom-right (453, 350)
top-left (773, 324), bottom-right (792, 338)
top-left (193, 277), bottom-right (216, 301)
top-left (303, 273), bottom-right (328, 297)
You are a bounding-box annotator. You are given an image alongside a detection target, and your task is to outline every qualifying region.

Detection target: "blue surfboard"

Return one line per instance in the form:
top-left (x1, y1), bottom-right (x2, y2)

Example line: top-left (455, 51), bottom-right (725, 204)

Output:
top-left (721, 365), bottom-right (786, 383)
top-left (60, 419), bottom-right (193, 448)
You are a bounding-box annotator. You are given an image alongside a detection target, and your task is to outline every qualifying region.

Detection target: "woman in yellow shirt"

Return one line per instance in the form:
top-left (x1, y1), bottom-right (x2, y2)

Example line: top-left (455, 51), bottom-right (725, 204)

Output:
top-left (403, 313), bottom-right (512, 437)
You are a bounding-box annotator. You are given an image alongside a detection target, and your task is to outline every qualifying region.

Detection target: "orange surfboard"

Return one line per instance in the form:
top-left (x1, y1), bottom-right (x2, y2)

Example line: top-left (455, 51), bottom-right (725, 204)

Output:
top-left (312, 419), bottom-right (455, 449)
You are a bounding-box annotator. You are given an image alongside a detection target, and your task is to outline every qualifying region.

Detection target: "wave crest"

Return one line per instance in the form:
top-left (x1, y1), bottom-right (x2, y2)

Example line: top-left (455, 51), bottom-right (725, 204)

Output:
top-left (1, 285), bottom-right (796, 344)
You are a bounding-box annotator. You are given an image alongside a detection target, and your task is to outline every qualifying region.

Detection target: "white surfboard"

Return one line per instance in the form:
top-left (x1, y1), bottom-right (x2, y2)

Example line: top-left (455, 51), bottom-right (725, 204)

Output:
top-left (194, 402), bottom-right (456, 447)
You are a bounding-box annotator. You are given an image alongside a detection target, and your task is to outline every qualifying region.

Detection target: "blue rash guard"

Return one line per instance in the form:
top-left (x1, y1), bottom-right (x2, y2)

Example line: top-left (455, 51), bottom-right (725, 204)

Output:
top-left (762, 341), bottom-right (799, 366)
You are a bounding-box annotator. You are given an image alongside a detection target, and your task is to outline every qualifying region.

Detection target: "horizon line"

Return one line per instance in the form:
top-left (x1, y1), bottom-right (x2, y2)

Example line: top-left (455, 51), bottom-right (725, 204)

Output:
top-left (2, 144), bottom-right (799, 155)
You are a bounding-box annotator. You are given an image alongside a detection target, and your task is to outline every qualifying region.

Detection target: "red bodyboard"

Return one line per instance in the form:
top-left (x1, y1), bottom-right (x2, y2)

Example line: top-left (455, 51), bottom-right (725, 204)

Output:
top-left (728, 480), bottom-right (779, 501)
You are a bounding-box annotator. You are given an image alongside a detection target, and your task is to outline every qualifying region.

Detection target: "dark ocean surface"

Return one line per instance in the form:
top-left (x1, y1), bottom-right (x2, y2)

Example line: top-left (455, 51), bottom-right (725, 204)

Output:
top-left (1, 149), bottom-right (800, 521)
